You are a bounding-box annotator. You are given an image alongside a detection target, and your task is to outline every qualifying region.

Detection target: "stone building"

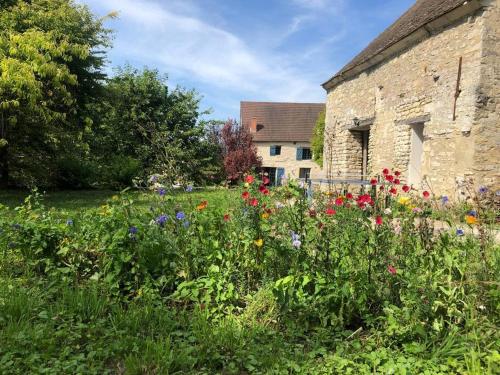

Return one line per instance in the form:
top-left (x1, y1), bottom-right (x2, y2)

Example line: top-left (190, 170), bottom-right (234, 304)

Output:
top-left (240, 101), bottom-right (324, 185)
top-left (322, 0), bottom-right (499, 197)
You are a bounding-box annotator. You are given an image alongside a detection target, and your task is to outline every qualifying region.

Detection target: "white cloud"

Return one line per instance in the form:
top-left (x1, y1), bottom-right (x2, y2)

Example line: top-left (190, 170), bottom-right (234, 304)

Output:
top-left (83, 0), bottom-right (326, 103)
top-left (291, 0), bottom-right (344, 11)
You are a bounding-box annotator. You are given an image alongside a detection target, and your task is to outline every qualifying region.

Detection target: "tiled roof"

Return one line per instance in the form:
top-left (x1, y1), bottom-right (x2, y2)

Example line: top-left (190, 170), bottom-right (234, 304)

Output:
top-left (240, 101), bottom-right (325, 142)
top-left (323, 0), bottom-right (473, 88)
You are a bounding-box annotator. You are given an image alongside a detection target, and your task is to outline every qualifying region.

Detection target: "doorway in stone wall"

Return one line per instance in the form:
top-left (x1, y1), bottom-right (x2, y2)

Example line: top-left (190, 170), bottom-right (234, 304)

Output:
top-left (361, 129), bottom-right (370, 180)
top-left (408, 123), bottom-right (424, 186)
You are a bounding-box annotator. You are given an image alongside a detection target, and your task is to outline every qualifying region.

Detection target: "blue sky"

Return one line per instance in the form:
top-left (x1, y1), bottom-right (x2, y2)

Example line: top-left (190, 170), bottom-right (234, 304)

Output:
top-left (78, 0), bottom-right (414, 120)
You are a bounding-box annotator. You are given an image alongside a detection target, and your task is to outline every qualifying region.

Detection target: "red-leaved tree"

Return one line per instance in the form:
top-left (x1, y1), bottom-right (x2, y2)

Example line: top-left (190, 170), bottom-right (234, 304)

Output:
top-left (221, 119), bottom-right (261, 183)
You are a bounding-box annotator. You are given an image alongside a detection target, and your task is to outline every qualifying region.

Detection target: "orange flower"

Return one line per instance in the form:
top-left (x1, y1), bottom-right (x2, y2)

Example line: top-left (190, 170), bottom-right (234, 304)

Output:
top-left (196, 200), bottom-right (208, 211)
top-left (465, 215), bottom-right (478, 225)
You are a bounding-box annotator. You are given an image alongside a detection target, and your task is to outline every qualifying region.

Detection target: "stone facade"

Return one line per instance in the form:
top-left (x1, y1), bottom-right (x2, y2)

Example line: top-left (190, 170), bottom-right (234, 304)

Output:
top-left (323, 0), bottom-right (499, 197)
top-left (256, 142), bottom-right (323, 181)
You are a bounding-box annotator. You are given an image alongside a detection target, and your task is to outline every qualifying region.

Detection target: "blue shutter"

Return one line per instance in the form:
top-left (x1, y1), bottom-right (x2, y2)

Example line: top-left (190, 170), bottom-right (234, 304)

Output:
top-left (277, 168), bottom-right (285, 186)
top-left (296, 147), bottom-right (303, 160)
top-left (270, 146), bottom-right (276, 156)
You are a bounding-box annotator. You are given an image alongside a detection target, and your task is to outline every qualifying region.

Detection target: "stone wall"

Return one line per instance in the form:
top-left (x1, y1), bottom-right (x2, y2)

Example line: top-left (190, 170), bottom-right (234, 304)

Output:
top-left (324, 1), bottom-right (499, 196)
top-left (256, 142), bottom-right (323, 180)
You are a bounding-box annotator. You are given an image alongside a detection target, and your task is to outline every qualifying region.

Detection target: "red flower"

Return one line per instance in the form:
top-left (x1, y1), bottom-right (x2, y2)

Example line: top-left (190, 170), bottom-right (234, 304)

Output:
top-left (309, 209), bottom-right (317, 218)
top-left (241, 191), bottom-right (249, 199)
top-left (389, 187), bottom-right (397, 195)
top-left (263, 188), bottom-right (270, 195)
top-left (394, 171), bottom-right (401, 177)
top-left (382, 168), bottom-right (390, 175)
top-left (325, 207), bottom-right (336, 215)
top-left (375, 216), bottom-right (383, 225)
top-left (346, 193), bottom-right (353, 200)
top-left (394, 179), bottom-right (400, 185)
top-left (245, 175), bottom-right (254, 184)
top-left (370, 178), bottom-right (377, 185)
top-left (423, 191), bottom-right (430, 199)
top-left (223, 214), bottom-right (230, 222)
top-left (335, 197), bottom-right (344, 206)
top-left (262, 176), bottom-right (270, 185)
top-left (249, 198), bottom-right (258, 206)
top-left (385, 175), bottom-right (394, 182)
top-left (379, 186), bottom-right (385, 191)
top-left (402, 185), bottom-right (410, 193)
top-left (387, 265), bottom-right (397, 275)
top-left (258, 184), bottom-right (266, 193)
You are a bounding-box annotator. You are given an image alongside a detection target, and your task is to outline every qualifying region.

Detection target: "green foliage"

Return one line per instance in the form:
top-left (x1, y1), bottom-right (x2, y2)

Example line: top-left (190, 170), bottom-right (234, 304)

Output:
top-left (0, 174), bottom-right (499, 373)
top-left (311, 110), bottom-right (325, 167)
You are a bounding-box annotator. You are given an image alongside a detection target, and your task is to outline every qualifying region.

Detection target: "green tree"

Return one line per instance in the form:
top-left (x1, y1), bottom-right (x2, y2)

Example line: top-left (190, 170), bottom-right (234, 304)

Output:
top-left (0, 0), bottom-right (112, 187)
top-left (311, 110), bottom-right (325, 167)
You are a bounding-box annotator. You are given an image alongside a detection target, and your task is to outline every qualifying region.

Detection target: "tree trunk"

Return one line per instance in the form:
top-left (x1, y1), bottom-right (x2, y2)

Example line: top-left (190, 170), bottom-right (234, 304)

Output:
top-left (0, 145), bottom-right (8, 188)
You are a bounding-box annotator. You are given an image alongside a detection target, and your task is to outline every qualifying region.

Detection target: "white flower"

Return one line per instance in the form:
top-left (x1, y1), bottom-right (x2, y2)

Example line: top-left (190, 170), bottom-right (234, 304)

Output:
top-left (384, 208), bottom-right (392, 215)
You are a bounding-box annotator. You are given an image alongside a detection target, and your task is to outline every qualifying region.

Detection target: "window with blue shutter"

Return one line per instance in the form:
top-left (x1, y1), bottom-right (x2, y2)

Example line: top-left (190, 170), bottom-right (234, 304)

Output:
top-left (296, 147), bottom-right (303, 160)
top-left (270, 145), bottom-right (281, 156)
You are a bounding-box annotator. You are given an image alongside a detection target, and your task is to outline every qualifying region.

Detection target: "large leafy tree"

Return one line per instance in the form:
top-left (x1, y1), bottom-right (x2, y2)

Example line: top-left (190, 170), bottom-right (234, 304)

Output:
top-left (0, 0), bottom-right (112, 187)
top-left (90, 66), bottom-right (223, 186)
top-left (311, 110), bottom-right (325, 168)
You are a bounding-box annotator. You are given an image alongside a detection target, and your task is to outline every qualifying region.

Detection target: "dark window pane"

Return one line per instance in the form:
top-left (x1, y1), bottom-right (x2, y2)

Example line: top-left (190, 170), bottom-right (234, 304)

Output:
top-left (302, 148), bottom-right (312, 160)
top-left (299, 168), bottom-right (311, 179)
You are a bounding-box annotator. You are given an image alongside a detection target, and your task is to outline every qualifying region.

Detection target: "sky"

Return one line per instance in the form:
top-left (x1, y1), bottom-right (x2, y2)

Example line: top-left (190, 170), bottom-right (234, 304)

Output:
top-left (78, 0), bottom-right (415, 120)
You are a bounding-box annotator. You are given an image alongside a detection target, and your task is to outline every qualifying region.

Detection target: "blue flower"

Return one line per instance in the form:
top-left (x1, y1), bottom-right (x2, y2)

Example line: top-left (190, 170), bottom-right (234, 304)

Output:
top-left (479, 186), bottom-right (488, 194)
top-left (129, 226), bottom-right (138, 234)
top-left (456, 229), bottom-right (464, 236)
top-left (66, 219), bottom-right (73, 226)
top-left (290, 231), bottom-right (301, 248)
top-left (183, 220), bottom-right (190, 228)
top-left (186, 185), bottom-right (193, 192)
top-left (467, 210), bottom-right (477, 217)
top-left (441, 196), bottom-right (449, 205)
top-left (156, 214), bottom-right (168, 227)
top-left (158, 188), bottom-right (166, 197)
top-left (176, 211), bottom-right (186, 220)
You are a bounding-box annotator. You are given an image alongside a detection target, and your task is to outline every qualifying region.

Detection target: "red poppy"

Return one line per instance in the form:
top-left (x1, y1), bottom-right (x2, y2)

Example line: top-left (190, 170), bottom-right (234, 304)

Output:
top-left (423, 191), bottom-right (430, 199)
top-left (402, 185), bottom-right (410, 193)
top-left (241, 191), bottom-right (249, 199)
top-left (263, 176), bottom-right (270, 185)
top-left (263, 188), bottom-right (269, 195)
top-left (249, 198), bottom-right (258, 206)
top-left (379, 186), bottom-right (385, 191)
top-left (346, 193), bottom-right (353, 200)
top-left (245, 175), bottom-right (254, 184)
top-left (258, 184), bottom-right (266, 193)
top-left (394, 179), bottom-right (400, 185)
top-left (375, 216), bottom-right (383, 225)
top-left (335, 197), bottom-right (344, 206)
top-left (370, 178), bottom-right (377, 185)
top-left (389, 187), bottom-right (397, 195)
top-left (325, 207), bottom-right (336, 215)
top-left (394, 171), bottom-right (401, 177)
top-left (382, 168), bottom-right (390, 175)
top-left (223, 214), bottom-right (230, 222)
top-left (387, 265), bottom-right (397, 275)
top-left (385, 175), bottom-right (394, 182)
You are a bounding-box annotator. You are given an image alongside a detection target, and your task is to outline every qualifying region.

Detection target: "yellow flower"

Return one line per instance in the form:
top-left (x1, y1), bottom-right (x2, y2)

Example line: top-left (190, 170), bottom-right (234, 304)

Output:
top-left (261, 212), bottom-right (269, 220)
top-left (111, 195), bottom-right (119, 201)
top-left (244, 182), bottom-right (250, 188)
top-left (465, 215), bottom-right (478, 225)
top-left (398, 197), bottom-right (411, 205)
top-left (254, 239), bottom-right (264, 247)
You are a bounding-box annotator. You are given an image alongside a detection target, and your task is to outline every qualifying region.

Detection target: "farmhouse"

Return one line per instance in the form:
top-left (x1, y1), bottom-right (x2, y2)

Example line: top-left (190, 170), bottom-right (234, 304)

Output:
top-left (241, 101), bottom-right (325, 185)
top-left (322, 0), bottom-right (499, 197)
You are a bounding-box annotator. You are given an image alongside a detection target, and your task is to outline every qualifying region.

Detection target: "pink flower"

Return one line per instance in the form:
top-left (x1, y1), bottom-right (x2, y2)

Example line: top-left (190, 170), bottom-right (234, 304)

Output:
top-left (242, 191), bottom-right (249, 199)
top-left (402, 185), bottom-right (410, 193)
top-left (223, 214), bottom-right (230, 222)
top-left (325, 208), bottom-right (336, 216)
top-left (387, 265), bottom-right (397, 275)
top-left (423, 191), bottom-right (430, 199)
top-left (394, 179), bottom-right (400, 185)
top-left (389, 187), bottom-right (397, 195)
top-left (263, 176), bottom-right (270, 185)
top-left (346, 193), bottom-right (353, 200)
top-left (385, 175), bottom-right (394, 182)
top-left (370, 178), bottom-right (377, 185)
top-left (249, 198), bottom-right (258, 206)
top-left (382, 168), bottom-right (390, 175)
top-left (335, 197), bottom-right (344, 206)
top-left (375, 216), bottom-right (383, 225)
top-left (245, 175), bottom-right (254, 184)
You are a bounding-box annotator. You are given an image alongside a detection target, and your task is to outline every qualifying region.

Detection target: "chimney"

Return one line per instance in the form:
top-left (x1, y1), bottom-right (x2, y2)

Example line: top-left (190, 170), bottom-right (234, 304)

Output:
top-left (250, 117), bottom-right (257, 133)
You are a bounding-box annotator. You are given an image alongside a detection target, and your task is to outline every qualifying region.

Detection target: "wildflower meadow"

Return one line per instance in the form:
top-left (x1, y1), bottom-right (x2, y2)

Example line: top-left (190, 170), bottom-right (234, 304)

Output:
top-left (0, 170), bottom-right (499, 374)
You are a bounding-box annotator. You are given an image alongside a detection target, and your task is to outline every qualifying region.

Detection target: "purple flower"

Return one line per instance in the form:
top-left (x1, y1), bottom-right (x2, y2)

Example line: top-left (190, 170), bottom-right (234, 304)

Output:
top-left (467, 210), bottom-right (477, 217)
top-left (456, 229), bottom-right (464, 236)
top-left (158, 188), bottom-right (166, 197)
top-left (290, 231), bottom-right (301, 248)
top-left (129, 226), bottom-right (138, 234)
top-left (149, 175), bottom-right (158, 183)
top-left (441, 196), bottom-right (449, 205)
top-left (186, 185), bottom-right (193, 192)
top-left (156, 214), bottom-right (168, 227)
top-left (176, 211), bottom-right (186, 220)
top-left (479, 186), bottom-right (488, 194)
top-left (66, 219), bottom-right (73, 226)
